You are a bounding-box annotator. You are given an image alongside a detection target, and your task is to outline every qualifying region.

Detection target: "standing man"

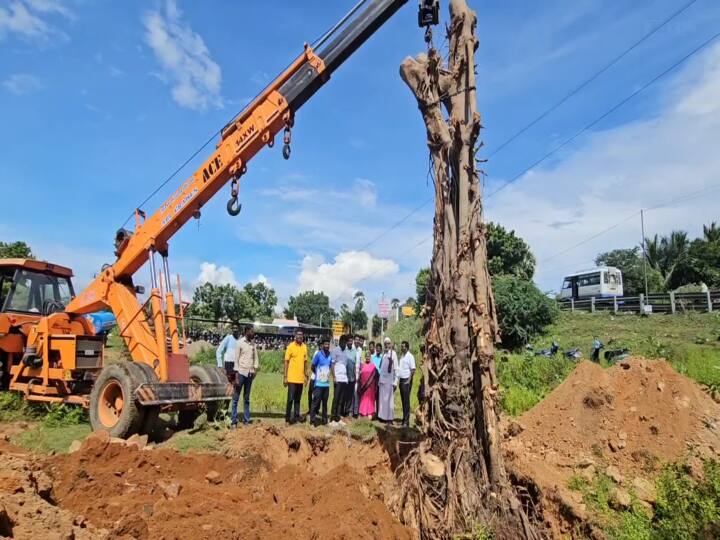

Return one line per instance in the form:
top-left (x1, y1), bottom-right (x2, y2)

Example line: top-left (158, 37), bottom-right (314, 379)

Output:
top-left (350, 335), bottom-right (364, 418)
top-left (309, 338), bottom-right (333, 426)
top-left (397, 340), bottom-right (416, 427)
top-left (377, 337), bottom-right (398, 424)
top-left (232, 327), bottom-right (259, 428)
top-left (331, 335), bottom-right (350, 422)
top-left (216, 324), bottom-right (241, 382)
top-left (284, 329), bottom-right (308, 424)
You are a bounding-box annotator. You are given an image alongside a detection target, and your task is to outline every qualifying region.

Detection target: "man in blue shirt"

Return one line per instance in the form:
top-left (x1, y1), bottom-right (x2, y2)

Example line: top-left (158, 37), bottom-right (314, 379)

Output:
top-left (216, 324), bottom-right (241, 381)
top-left (309, 337), bottom-right (333, 426)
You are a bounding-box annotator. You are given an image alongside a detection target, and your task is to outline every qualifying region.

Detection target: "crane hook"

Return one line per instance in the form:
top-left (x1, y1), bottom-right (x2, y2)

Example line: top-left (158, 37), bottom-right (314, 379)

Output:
top-left (227, 177), bottom-right (242, 216)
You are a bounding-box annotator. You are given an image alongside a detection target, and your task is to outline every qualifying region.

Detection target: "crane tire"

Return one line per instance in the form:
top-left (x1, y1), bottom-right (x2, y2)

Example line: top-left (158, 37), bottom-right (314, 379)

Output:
top-left (89, 364), bottom-right (143, 439)
top-left (177, 365), bottom-right (221, 428)
top-left (124, 363), bottom-right (163, 439)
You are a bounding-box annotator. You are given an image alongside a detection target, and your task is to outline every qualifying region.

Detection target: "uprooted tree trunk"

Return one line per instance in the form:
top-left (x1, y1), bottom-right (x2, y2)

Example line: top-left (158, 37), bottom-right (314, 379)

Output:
top-left (392, 1), bottom-right (539, 538)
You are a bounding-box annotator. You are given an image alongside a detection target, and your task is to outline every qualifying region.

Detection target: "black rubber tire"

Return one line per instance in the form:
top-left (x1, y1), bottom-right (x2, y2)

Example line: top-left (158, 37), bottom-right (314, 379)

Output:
top-left (125, 363), bottom-right (162, 438)
top-left (178, 364), bottom-right (222, 426)
top-left (89, 364), bottom-right (143, 438)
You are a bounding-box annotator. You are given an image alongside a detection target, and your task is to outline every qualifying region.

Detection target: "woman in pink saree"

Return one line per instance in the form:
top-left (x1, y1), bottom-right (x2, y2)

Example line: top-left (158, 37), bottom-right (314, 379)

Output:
top-left (358, 352), bottom-right (378, 417)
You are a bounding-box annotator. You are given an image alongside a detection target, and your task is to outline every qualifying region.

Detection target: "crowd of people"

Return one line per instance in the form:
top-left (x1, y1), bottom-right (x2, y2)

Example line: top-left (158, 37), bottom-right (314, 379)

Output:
top-left (215, 325), bottom-right (420, 428)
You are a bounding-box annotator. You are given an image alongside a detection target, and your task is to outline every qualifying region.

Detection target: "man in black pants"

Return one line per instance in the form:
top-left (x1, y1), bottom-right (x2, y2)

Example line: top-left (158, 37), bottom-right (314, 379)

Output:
top-left (397, 340), bottom-right (416, 427)
top-left (309, 338), bottom-right (333, 425)
top-left (283, 330), bottom-right (308, 424)
top-left (330, 335), bottom-right (350, 421)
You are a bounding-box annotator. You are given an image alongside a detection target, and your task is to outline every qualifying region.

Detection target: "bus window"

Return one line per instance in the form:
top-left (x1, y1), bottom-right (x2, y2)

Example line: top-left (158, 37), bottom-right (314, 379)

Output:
top-left (562, 280), bottom-right (572, 289)
top-left (603, 271), bottom-right (609, 284)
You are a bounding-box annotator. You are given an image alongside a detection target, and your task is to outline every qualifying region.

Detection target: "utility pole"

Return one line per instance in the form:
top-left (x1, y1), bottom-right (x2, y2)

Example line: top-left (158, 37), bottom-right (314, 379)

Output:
top-left (641, 209), bottom-right (649, 299)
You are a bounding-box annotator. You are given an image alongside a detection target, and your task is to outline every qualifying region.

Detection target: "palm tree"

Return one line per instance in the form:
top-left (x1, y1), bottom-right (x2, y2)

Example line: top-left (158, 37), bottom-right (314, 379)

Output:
top-left (644, 235), bottom-right (662, 271)
top-left (353, 290), bottom-right (365, 310)
top-left (704, 221), bottom-right (720, 243)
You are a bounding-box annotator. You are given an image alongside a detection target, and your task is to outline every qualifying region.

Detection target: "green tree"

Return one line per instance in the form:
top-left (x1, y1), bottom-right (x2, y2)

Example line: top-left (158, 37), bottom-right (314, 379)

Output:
top-left (243, 282), bottom-right (277, 318)
top-left (703, 221), bottom-right (720, 243)
top-left (686, 237), bottom-right (720, 288)
top-left (371, 314), bottom-right (382, 337)
top-left (644, 231), bottom-right (692, 289)
top-left (415, 267), bottom-right (430, 306)
top-left (340, 303), bottom-right (353, 331)
top-left (351, 302), bottom-right (368, 334)
top-left (284, 290), bottom-right (336, 326)
top-left (187, 282), bottom-right (258, 322)
top-left (492, 275), bottom-right (558, 349)
top-left (486, 222), bottom-right (536, 280)
top-left (595, 248), bottom-right (664, 295)
top-left (0, 241), bottom-right (33, 259)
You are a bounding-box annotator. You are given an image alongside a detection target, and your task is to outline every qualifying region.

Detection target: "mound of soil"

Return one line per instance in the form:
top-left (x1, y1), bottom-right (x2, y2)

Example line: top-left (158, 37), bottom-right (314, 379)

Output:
top-left (0, 439), bottom-right (108, 539)
top-left (504, 357), bottom-right (720, 536)
top-left (43, 427), bottom-right (409, 540)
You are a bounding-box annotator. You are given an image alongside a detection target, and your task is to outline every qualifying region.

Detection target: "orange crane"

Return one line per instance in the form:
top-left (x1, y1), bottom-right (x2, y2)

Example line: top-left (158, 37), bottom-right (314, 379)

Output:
top-left (0, 0), bottom-right (439, 437)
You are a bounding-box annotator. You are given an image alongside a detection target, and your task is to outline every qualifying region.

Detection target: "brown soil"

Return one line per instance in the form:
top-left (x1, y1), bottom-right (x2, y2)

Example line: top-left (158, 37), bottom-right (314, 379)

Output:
top-left (504, 357), bottom-right (720, 537)
top-left (2, 425), bottom-right (410, 540)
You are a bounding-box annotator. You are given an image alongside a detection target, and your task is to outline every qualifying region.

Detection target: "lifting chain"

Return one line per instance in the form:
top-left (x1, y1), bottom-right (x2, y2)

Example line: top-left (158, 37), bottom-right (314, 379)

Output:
top-left (226, 164), bottom-right (246, 217)
top-left (282, 117), bottom-right (294, 160)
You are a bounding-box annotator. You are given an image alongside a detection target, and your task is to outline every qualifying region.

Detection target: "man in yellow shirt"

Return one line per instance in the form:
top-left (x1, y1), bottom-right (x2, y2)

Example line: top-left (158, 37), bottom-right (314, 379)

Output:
top-left (284, 329), bottom-right (308, 424)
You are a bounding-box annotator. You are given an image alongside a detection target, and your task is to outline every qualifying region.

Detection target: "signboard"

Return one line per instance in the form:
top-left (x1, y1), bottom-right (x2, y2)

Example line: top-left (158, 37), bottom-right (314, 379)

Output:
top-left (401, 305), bottom-right (416, 317)
top-left (331, 320), bottom-right (345, 337)
top-left (378, 299), bottom-right (389, 318)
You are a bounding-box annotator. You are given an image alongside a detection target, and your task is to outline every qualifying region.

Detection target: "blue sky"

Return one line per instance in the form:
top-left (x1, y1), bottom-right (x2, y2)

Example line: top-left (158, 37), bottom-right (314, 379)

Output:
top-left (2, 0), bottom-right (720, 314)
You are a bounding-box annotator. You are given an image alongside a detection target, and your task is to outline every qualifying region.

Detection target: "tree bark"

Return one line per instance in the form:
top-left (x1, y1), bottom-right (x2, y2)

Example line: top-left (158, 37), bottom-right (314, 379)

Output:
top-left (393, 1), bottom-right (539, 538)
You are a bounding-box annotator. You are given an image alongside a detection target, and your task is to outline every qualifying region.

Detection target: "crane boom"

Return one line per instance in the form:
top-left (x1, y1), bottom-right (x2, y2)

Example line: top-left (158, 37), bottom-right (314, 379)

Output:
top-left (66, 0), bottom-right (408, 316)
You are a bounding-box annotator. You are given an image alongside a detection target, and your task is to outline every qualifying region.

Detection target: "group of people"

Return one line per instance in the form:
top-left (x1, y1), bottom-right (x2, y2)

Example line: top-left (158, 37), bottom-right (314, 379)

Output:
top-left (284, 330), bottom-right (417, 427)
top-left (215, 325), bottom-right (417, 429)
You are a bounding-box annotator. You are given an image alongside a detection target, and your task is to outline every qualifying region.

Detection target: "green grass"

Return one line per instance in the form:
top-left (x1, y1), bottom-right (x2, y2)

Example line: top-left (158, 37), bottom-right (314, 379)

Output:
top-left (164, 429), bottom-right (223, 453)
top-left (12, 423), bottom-right (91, 453)
top-left (567, 460), bottom-right (720, 540)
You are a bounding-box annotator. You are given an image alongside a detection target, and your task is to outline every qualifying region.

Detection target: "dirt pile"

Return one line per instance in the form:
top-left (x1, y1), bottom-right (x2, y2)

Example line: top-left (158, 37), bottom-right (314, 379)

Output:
top-left (0, 439), bottom-right (108, 539)
top-left (504, 357), bottom-right (720, 536)
top-left (44, 428), bottom-right (409, 540)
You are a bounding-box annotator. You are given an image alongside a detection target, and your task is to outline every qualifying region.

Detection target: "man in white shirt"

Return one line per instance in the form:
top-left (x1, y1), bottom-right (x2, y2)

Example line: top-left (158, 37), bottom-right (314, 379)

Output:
top-left (216, 324), bottom-right (241, 382)
top-left (377, 337), bottom-right (398, 424)
top-left (231, 327), bottom-right (259, 427)
top-left (350, 335), bottom-right (364, 418)
top-left (398, 340), bottom-right (416, 427)
top-left (330, 335), bottom-right (351, 422)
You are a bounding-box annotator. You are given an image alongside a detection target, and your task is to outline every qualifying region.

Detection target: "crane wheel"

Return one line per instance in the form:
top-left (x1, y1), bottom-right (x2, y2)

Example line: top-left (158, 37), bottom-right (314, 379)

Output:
top-left (89, 364), bottom-right (143, 438)
top-left (124, 363), bottom-right (162, 439)
top-left (177, 364), bottom-right (222, 429)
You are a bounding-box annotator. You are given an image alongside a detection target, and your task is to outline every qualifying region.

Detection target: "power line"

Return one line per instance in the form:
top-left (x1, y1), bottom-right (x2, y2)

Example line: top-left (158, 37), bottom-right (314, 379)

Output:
top-left (486, 30), bottom-right (720, 199)
top-left (485, 0), bottom-right (699, 159)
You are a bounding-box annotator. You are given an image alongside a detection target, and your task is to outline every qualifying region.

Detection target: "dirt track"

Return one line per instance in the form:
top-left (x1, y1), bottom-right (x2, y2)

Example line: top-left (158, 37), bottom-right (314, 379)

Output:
top-left (1, 426), bottom-right (410, 540)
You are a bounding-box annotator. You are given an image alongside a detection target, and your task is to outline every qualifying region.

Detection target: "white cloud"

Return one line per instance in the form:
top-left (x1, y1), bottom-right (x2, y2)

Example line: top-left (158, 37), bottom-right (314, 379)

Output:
top-left (0, 0), bottom-right (70, 42)
top-left (486, 42), bottom-right (720, 292)
top-left (258, 177), bottom-right (378, 209)
top-left (143, 0), bottom-right (222, 111)
top-left (196, 262), bottom-right (238, 287)
top-left (254, 273), bottom-right (269, 286)
top-left (297, 250), bottom-right (399, 305)
top-left (3, 73), bottom-right (42, 95)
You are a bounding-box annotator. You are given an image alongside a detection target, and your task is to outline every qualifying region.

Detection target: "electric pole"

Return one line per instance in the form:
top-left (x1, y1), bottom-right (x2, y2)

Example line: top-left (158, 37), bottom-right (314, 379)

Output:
top-left (641, 209), bottom-right (649, 298)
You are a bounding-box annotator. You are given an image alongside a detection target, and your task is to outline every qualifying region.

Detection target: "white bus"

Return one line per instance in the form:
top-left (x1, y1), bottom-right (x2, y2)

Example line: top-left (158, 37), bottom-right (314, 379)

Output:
top-left (559, 266), bottom-right (623, 300)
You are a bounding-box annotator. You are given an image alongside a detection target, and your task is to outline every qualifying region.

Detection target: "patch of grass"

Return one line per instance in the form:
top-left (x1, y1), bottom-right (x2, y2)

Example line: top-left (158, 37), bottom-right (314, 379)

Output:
top-left (190, 345), bottom-right (285, 374)
top-left (12, 423), bottom-right (91, 453)
top-left (497, 353), bottom-right (574, 416)
top-left (41, 403), bottom-right (88, 427)
top-left (346, 418), bottom-right (378, 442)
top-left (453, 522), bottom-right (494, 540)
top-left (165, 429), bottom-right (223, 453)
top-left (653, 460), bottom-right (720, 539)
top-left (568, 460), bottom-right (720, 540)
top-left (190, 345), bottom-right (217, 366)
top-left (0, 391), bottom-right (33, 421)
